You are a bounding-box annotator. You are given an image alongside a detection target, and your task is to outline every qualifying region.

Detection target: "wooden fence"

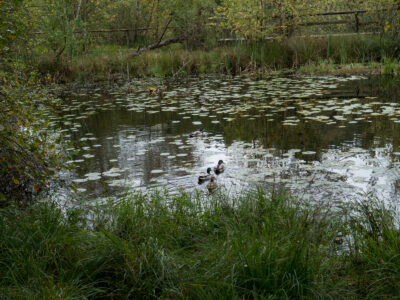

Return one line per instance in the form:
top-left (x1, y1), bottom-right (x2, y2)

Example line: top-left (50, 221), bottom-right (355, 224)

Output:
top-left (219, 7), bottom-right (397, 41)
top-left (297, 9), bottom-right (382, 32)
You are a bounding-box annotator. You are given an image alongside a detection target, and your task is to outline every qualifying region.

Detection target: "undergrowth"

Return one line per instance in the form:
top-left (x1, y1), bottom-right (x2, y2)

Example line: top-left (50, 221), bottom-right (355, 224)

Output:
top-left (1, 189), bottom-right (399, 299)
top-left (35, 34), bottom-right (400, 82)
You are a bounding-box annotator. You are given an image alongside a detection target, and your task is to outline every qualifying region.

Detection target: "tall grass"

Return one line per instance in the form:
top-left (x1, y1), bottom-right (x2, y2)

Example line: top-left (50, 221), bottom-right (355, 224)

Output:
top-left (1, 189), bottom-right (400, 298)
top-left (34, 34), bottom-right (400, 82)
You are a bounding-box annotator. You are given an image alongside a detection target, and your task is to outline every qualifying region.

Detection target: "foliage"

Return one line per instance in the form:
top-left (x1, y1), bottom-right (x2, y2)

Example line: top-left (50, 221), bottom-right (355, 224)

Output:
top-left (0, 1), bottom-right (68, 206)
top-left (34, 0), bottom-right (86, 59)
top-left (0, 69), bottom-right (67, 205)
top-left (9, 0), bottom-right (396, 77)
top-left (32, 0), bottom-right (215, 53)
top-left (213, 0), bottom-right (314, 39)
top-left (1, 189), bottom-right (400, 298)
top-left (0, 0), bottom-right (36, 63)
top-left (0, 189), bottom-right (337, 298)
top-left (33, 35), bottom-right (400, 81)
top-left (214, 0), bottom-right (400, 40)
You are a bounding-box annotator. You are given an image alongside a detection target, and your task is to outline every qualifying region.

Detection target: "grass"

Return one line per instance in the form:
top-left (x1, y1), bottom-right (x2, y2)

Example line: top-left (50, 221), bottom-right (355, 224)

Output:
top-left (34, 34), bottom-right (400, 82)
top-left (297, 60), bottom-right (382, 76)
top-left (297, 59), bottom-right (400, 76)
top-left (1, 188), bottom-right (400, 299)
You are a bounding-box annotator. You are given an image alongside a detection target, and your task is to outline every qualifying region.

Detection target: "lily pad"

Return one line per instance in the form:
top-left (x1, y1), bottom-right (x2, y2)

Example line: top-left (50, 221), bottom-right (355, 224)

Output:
top-left (151, 169), bottom-right (164, 174)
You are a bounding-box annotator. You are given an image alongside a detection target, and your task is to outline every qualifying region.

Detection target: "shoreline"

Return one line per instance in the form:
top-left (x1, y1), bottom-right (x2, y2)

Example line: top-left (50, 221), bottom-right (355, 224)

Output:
top-left (1, 188), bottom-right (398, 298)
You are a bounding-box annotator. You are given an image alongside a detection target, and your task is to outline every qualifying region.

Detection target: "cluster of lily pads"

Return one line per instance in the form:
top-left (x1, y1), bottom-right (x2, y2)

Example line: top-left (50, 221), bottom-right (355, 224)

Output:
top-left (43, 75), bottom-right (400, 204)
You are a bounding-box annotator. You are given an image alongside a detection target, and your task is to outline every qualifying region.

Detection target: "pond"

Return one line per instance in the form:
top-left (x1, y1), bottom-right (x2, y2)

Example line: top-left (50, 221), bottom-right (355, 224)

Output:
top-left (50, 75), bottom-right (400, 206)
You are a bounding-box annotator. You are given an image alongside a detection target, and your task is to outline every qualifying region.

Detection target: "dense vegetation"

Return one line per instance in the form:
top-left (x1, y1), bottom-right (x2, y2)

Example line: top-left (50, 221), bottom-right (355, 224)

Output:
top-left (1, 189), bottom-right (400, 299)
top-left (42, 35), bottom-right (400, 81)
top-left (0, 78), bottom-right (67, 205)
top-left (2, 0), bottom-right (400, 81)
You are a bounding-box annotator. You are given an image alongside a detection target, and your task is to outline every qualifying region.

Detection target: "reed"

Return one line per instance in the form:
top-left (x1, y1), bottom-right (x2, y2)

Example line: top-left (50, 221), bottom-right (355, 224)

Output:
top-left (1, 189), bottom-right (400, 298)
top-left (33, 34), bottom-right (400, 82)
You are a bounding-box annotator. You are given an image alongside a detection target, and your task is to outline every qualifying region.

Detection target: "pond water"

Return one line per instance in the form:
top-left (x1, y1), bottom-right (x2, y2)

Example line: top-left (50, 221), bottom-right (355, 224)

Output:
top-left (50, 75), bottom-right (400, 206)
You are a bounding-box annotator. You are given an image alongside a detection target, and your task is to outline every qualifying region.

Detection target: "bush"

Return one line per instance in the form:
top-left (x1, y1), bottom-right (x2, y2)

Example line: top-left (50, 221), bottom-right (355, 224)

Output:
top-left (0, 65), bottom-right (67, 205)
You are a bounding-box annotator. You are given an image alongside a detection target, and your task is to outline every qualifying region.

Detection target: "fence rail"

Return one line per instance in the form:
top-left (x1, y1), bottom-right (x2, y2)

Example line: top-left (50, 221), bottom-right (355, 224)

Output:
top-left (34, 27), bottom-right (182, 35)
top-left (218, 31), bottom-right (378, 42)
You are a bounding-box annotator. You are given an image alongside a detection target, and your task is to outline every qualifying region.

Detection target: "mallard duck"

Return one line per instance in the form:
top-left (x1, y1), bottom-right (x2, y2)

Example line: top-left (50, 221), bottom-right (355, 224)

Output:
top-left (145, 86), bottom-right (162, 96)
top-left (207, 176), bottom-right (218, 191)
top-left (189, 127), bottom-right (205, 137)
top-left (198, 167), bottom-right (212, 183)
top-left (213, 160), bottom-right (225, 174)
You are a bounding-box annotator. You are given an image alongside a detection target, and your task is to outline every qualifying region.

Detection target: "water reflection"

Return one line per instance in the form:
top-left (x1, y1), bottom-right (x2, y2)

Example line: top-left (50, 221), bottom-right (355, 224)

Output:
top-left (53, 75), bottom-right (400, 204)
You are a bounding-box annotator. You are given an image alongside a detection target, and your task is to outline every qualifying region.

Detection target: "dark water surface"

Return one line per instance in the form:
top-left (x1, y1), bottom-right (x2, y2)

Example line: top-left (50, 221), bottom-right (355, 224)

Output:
top-left (51, 75), bottom-right (400, 206)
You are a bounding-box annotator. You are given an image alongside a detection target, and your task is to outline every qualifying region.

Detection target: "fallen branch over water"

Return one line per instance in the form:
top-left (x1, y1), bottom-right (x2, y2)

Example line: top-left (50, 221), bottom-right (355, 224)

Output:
top-left (127, 33), bottom-right (188, 58)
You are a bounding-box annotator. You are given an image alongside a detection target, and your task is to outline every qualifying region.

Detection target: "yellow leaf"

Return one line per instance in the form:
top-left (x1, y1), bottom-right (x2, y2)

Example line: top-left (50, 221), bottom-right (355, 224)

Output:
top-left (13, 178), bottom-right (20, 185)
top-left (17, 120), bottom-right (22, 125)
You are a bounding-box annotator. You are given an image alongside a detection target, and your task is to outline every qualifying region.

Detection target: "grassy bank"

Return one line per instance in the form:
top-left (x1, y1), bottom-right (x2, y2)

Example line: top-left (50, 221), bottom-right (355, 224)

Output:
top-left (35, 34), bottom-right (400, 82)
top-left (1, 189), bottom-right (399, 299)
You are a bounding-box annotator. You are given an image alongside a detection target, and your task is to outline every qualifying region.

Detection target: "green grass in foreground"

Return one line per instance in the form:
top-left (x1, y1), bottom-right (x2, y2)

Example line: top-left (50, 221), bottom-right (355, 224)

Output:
top-left (1, 189), bottom-right (400, 299)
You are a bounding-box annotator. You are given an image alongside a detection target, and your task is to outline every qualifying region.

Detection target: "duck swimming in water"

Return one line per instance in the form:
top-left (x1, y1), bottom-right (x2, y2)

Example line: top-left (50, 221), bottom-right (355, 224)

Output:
top-left (145, 87), bottom-right (160, 96)
top-left (189, 127), bottom-right (206, 137)
top-left (207, 176), bottom-right (218, 192)
top-left (146, 85), bottom-right (167, 96)
top-left (213, 160), bottom-right (225, 174)
top-left (198, 167), bottom-right (212, 183)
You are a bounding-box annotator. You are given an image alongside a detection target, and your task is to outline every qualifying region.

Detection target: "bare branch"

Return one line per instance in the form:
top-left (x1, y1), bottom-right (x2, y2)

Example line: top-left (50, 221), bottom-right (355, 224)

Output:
top-left (157, 18), bottom-right (173, 45)
top-left (127, 33), bottom-right (188, 58)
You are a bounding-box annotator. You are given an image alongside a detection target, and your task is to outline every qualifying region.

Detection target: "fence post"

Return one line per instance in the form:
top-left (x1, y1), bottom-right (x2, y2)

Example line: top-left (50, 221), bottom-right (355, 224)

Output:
top-left (355, 12), bottom-right (359, 32)
top-left (126, 30), bottom-right (130, 47)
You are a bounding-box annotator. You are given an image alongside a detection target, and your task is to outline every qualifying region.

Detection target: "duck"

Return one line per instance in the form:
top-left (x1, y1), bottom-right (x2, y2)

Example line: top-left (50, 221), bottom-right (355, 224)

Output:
top-left (198, 167), bottom-right (212, 183)
top-left (189, 127), bottom-right (206, 137)
top-left (145, 86), bottom-right (162, 96)
top-left (207, 176), bottom-right (218, 192)
top-left (213, 160), bottom-right (225, 174)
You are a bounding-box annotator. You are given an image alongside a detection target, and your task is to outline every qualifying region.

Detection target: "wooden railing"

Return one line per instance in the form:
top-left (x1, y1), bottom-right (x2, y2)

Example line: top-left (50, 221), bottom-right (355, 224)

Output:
top-left (219, 7), bottom-right (398, 41)
top-left (34, 27), bottom-right (183, 35)
top-left (296, 9), bottom-right (383, 32)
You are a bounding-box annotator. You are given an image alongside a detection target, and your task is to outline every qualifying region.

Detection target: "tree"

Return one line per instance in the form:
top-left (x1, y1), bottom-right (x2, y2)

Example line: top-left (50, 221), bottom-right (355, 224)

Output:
top-left (0, 0), bottom-right (35, 63)
top-left (214, 0), bottom-right (400, 40)
top-left (35, 0), bottom-right (86, 59)
top-left (0, 0), bottom-right (68, 206)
